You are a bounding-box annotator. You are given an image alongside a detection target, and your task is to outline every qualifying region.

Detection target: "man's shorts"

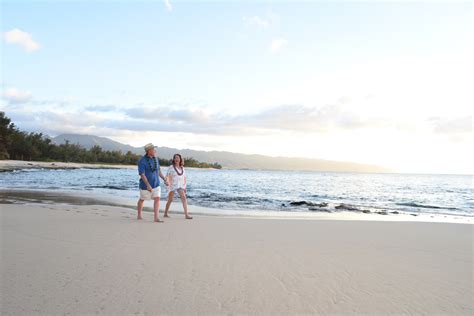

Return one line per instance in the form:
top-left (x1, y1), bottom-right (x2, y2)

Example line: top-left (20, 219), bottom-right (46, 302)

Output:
top-left (139, 186), bottom-right (161, 200)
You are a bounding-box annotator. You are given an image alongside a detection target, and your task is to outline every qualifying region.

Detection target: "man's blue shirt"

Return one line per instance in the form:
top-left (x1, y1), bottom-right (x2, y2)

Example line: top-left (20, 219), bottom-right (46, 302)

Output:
top-left (138, 155), bottom-right (160, 190)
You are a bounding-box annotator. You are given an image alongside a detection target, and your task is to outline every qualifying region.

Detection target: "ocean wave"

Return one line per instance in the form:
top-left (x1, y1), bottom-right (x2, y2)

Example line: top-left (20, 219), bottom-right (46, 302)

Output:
top-left (396, 202), bottom-right (458, 210)
top-left (2, 168), bottom-right (472, 220)
top-left (13, 168), bottom-right (46, 173)
top-left (85, 185), bottom-right (130, 190)
top-left (189, 192), bottom-right (260, 201)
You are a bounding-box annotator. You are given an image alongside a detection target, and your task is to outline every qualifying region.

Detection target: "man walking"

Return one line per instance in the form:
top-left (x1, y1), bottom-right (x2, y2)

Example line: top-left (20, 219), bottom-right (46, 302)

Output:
top-left (137, 143), bottom-right (168, 222)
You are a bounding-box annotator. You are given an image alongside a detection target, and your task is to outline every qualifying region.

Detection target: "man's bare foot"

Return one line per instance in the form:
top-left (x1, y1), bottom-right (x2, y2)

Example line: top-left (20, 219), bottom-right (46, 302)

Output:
top-left (137, 216), bottom-right (143, 220)
top-left (164, 213), bottom-right (170, 218)
top-left (185, 215), bottom-right (193, 220)
top-left (154, 219), bottom-right (164, 223)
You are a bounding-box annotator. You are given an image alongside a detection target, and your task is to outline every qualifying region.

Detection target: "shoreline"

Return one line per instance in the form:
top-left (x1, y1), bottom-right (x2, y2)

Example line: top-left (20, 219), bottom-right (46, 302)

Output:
top-left (2, 202), bottom-right (472, 314)
top-left (1, 188), bottom-right (472, 224)
top-left (0, 160), bottom-right (219, 172)
top-left (3, 159), bottom-right (472, 176)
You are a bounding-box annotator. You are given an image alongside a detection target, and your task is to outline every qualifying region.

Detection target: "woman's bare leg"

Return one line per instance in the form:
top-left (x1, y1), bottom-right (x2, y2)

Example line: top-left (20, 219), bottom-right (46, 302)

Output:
top-left (178, 189), bottom-right (192, 219)
top-left (164, 191), bottom-right (174, 217)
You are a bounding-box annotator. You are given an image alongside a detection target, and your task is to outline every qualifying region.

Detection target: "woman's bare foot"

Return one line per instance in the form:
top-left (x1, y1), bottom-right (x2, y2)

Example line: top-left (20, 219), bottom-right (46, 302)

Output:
top-left (154, 218), bottom-right (164, 223)
top-left (164, 213), bottom-right (170, 218)
top-left (137, 216), bottom-right (143, 220)
top-left (185, 215), bottom-right (193, 220)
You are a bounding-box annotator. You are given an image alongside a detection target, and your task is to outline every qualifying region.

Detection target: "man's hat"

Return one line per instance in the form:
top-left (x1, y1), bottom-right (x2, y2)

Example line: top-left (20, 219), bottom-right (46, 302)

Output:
top-left (144, 143), bottom-right (156, 151)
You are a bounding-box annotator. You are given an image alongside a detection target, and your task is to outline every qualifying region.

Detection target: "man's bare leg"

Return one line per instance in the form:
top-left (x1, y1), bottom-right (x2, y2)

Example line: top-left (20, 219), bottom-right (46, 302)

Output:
top-left (137, 199), bottom-right (144, 220)
top-left (178, 189), bottom-right (192, 219)
top-left (164, 191), bottom-right (174, 217)
top-left (153, 197), bottom-right (163, 222)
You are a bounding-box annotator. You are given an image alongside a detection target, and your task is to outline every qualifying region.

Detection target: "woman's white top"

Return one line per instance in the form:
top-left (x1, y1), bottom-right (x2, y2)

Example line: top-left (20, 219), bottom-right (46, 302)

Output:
top-left (166, 165), bottom-right (187, 192)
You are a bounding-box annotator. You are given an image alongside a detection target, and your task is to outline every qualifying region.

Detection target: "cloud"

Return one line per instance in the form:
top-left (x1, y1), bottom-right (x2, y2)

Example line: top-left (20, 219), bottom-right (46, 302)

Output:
top-left (429, 116), bottom-right (472, 134)
top-left (2, 87), bottom-right (32, 104)
top-left (243, 16), bottom-right (270, 29)
top-left (270, 38), bottom-right (287, 54)
top-left (85, 105), bottom-right (119, 112)
top-left (163, 0), bottom-right (172, 11)
top-left (1, 88), bottom-right (77, 108)
top-left (3, 29), bottom-right (40, 52)
top-left (124, 106), bottom-right (211, 124)
top-left (80, 100), bottom-right (382, 136)
top-left (235, 103), bottom-right (376, 133)
top-left (5, 108), bottom-right (121, 137)
top-left (7, 97), bottom-right (467, 142)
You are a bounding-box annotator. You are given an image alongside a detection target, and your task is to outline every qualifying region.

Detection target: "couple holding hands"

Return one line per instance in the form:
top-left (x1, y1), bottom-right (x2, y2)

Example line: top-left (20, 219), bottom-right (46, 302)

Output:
top-left (137, 143), bottom-right (192, 222)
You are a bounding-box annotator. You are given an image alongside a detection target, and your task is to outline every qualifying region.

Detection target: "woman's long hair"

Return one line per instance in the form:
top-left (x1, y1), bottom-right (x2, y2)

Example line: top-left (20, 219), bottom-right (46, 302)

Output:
top-left (172, 153), bottom-right (184, 167)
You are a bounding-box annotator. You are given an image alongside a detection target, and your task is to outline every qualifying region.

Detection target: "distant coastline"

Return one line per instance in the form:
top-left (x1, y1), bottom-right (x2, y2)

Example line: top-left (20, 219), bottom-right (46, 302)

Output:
top-left (0, 160), bottom-right (135, 172)
top-left (0, 160), bottom-right (221, 172)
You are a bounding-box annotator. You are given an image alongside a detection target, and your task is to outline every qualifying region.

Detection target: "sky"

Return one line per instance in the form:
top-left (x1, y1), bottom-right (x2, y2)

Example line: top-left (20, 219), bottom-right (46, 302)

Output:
top-left (1, 0), bottom-right (473, 174)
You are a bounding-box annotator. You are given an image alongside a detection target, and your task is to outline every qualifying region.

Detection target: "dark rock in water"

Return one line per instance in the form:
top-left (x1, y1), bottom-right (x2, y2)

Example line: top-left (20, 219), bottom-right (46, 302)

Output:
top-left (290, 201), bottom-right (327, 207)
top-left (290, 201), bottom-right (308, 206)
top-left (376, 211), bottom-right (388, 215)
top-left (309, 207), bottom-right (332, 213)
top-left (281, 203), bottom-right (286, 207)
top-left (314, 202), bottom-right (328, 208)
top-left (390, 211), bottom-right (399, 214)
top-left (410, 213), bottom-right (418, 216)
top-left (335, 203), bottom-right (359, 211)
top-left (362, 210), bottom-right (371, 214)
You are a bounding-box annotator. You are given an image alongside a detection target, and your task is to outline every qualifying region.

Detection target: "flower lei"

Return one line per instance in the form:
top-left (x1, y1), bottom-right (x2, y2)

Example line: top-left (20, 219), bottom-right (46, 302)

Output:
top-left (145, 155), bottom-right (158, 172)
top-left (173, 165), bottom-right (184, 176)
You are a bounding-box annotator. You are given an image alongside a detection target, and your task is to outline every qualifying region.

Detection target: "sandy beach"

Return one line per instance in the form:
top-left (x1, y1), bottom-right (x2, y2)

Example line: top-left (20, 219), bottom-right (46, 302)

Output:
top-left (1, 200), bottom-right (472, 315)
top-left (0, 160), bottom-right (136, 172)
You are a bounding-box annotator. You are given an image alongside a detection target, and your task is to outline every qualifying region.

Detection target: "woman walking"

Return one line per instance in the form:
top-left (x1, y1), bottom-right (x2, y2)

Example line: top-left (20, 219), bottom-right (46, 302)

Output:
top-left (164, 154), bottom-right (193, 219)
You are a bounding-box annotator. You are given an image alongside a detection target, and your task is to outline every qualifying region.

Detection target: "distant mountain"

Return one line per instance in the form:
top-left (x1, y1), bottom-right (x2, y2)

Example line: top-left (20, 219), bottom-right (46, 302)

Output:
top-left (53, 134), bottom-right (138, 153)
top-left (52, 134), bottom-right (392, 173)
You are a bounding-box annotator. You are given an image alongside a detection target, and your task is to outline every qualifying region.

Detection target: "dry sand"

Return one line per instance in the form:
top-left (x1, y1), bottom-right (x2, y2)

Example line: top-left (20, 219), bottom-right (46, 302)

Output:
top-left (1, 202), bottom-right (473, 315)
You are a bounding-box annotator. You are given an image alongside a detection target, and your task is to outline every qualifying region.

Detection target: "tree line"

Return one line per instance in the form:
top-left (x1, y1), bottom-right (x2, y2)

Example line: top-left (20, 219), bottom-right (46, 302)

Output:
top-left (0, 112), bottom-right (222, 169)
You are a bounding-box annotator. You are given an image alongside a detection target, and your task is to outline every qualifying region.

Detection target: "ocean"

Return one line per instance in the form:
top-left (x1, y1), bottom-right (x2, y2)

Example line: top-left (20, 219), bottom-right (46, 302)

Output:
top-left (1, 167), bottom-right (472, 221)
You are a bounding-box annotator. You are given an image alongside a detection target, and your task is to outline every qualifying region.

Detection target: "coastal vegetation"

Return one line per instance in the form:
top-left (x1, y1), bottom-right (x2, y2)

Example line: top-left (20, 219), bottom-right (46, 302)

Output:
top-left (0, 112), bottom-right (222, 169)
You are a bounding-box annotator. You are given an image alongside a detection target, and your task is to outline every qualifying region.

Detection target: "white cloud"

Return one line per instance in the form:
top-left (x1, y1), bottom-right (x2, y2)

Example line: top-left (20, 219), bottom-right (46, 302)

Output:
top-left (163, 0), bottom-right (172, 11)
top-left (429, 116), bottom-right (472, 135)
top-left (86, 105), bottom-right (119, 112)
top-left (270, 38), bottom-right (287, 54)
top-left (243, 16), bottom-right (270, 29)
top-left (78, 100), bottom-right (389, 136)
top-left (6, 96), bottom-right (472, 173)
top-left (3, 29), bottom-right (40, 52)
top-left (2, 87), bottom-right (32, 104)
